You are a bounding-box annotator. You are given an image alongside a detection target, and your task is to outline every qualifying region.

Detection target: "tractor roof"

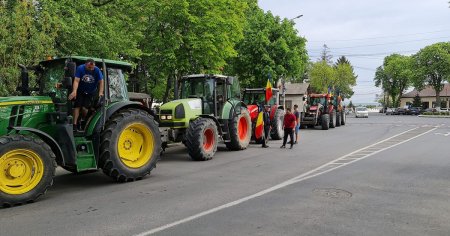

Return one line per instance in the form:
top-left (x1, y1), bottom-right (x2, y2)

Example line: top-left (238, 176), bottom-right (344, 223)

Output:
top-left (244, 88), bottom-right (280, 93)
top-left (38, 56), bottom-right (133, 71)
top-left (181, 74), bottom-right (233, 80)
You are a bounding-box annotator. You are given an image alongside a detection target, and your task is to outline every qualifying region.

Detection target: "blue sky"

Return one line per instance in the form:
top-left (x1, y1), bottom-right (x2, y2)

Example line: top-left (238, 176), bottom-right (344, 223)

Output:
top-left (258, 0), bottom-right (450, 103)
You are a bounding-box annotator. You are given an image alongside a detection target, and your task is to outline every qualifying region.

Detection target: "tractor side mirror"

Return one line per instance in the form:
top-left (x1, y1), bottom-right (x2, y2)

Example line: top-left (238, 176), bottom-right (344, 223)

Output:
top-left (302, 96), bottom-right (306, 101)
top-left (17, 64), bottom-right (30, 96)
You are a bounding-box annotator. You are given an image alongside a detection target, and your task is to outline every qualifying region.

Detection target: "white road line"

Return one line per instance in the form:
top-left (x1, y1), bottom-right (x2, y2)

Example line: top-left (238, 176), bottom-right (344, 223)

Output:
top-left (134, 126), bottom-right (436, 236)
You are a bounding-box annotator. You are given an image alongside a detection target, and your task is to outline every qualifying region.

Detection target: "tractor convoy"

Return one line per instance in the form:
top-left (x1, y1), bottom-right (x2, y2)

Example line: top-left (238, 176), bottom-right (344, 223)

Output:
top-left (0, 56), bottom-right (347, 207)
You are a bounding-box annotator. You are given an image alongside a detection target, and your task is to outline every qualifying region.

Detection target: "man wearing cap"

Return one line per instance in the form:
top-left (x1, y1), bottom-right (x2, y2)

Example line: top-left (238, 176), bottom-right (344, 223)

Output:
top-left (261, 105), bottom-right (271, 148)
top-left (68, 59), bottom-right (104, 130)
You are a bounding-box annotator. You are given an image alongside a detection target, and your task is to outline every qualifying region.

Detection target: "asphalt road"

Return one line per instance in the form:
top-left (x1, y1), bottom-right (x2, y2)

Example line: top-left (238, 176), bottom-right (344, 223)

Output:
top-left (1, 113), bottom-right (449, 236)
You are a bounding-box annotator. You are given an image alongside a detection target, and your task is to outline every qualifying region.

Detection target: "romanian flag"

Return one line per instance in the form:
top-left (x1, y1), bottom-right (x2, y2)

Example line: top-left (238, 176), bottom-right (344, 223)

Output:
top-left (265, 79), bottom-right (273, 103)
top-left (254, 111), bottom-right (264, 140)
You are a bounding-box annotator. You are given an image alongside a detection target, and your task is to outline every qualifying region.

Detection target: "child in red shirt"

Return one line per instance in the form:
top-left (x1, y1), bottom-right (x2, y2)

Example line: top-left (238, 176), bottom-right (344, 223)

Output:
top-left (281, 108), bottom-right (297, 149)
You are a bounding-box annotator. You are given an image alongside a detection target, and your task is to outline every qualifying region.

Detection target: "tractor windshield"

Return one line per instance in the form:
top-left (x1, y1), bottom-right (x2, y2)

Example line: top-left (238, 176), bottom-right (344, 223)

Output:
top-left (180, 78), bottom-right (214, 101)
top-left (40, 62), bottom-right (66, 102)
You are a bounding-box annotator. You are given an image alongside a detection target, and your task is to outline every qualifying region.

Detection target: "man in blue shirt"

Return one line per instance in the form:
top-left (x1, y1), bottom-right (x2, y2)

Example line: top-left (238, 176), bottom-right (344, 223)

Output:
top-left (68, 59), bottom-right (104, 130)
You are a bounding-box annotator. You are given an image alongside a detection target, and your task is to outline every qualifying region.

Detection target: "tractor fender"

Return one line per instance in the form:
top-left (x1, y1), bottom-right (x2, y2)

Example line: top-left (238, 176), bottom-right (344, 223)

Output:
top-left (198, 115), bottom-right (223, 136)
top-left (229, 101), bottom-right (247, 120)
top-left (11, 126), bottom-right (65, 166)
top-left (88, 101), bottom-right (157, 136)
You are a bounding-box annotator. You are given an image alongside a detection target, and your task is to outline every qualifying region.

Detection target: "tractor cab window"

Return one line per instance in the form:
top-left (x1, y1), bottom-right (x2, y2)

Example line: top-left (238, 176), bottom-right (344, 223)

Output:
top-left (229, 77), bottom-right (241, 99)
top-left (181, 78), bottom-right (215, 114)
top-left (40, 63), bottom-right (66, 103)
top-left (107, 68), bottom-right (128, 102)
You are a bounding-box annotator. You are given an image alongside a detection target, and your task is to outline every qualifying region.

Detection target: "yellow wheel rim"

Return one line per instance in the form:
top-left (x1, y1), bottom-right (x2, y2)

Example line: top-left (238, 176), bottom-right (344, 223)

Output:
top-left (117, 123), bottom-right (155, 169)
top-left (0, 149), bottom-right (44, 195)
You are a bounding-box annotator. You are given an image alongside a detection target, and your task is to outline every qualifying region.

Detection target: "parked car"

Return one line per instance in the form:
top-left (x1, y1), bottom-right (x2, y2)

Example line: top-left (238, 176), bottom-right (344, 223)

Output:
top-left (407, 107), bottom-right (422, 115)
top-left (397, 107), bottom-right (407, 115)
top-left (424, 108), bottom-right (437, 113)
top-left (355, 107), bottom-right (369, 118)
top-left (385, 108), bottom-right (395, 115)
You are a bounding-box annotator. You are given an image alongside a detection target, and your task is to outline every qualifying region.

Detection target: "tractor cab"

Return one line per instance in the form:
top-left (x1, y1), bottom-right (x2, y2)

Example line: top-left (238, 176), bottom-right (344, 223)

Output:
top-left (242, 88), bottom-right (280, 107)
top-left (179, 74), bottom-right (240, 117)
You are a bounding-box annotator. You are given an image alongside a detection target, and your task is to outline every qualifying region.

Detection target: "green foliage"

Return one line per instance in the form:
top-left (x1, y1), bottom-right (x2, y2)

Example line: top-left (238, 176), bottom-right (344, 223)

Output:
top-left (308, 56), bottom-right (356, 98)
top-left (412, 42), bottom-right (450, 108)
top-left (0, 0), bottom-right (58, 96)
top-left (412, 94), bottom-right (422, 107)
top-left (226, 7), bottom-right (308, 88)
top-left (374, 54), bottom-right (413, 107)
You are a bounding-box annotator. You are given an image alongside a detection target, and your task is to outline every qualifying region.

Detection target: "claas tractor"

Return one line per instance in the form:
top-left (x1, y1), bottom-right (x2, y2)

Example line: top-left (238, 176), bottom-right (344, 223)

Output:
top-left (0, 56), bottom-right (161, 207)
top-left (301, 93), bottom-right (337, 130)
top-left (243, 88), bottom-right (285, 142)
top-left (158, 74), bottom-right (252, 161)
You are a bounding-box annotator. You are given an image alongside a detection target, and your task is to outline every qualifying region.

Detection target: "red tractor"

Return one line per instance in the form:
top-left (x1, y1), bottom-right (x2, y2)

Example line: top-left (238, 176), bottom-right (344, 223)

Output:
top-left (301, 93), bottom-right (337, 130)
top-left (243, 88), bottom-right (285, 141)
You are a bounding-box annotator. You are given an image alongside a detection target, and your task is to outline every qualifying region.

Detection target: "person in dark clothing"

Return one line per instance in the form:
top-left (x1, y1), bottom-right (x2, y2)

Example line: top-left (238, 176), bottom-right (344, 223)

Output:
top-left (293, 104), bottom-right (300, 144)
top-left (261, 105), bottom-right (271, 148)
top-left (281, 108), bottom-right (296, 149)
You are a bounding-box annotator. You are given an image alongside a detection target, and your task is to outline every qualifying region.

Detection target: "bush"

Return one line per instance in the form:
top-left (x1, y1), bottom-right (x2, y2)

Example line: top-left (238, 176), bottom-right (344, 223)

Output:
top-left (422, 112), bottom-right (450, 116)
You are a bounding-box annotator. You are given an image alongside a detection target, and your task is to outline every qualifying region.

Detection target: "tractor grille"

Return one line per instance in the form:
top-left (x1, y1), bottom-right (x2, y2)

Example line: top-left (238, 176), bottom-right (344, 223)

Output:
top-left (160, 110), bottom-right (172, 115)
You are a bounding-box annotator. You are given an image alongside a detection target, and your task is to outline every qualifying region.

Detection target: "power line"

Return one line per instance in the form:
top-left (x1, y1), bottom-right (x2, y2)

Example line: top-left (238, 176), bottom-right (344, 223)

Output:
top-left (307, 29), bottom-right (450, 43)
top-left (326, 36), bottom-right (450, 50)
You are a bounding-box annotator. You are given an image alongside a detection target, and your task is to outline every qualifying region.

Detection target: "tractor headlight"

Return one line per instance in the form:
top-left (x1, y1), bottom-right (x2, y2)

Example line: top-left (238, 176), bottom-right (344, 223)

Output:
top-left (175, 104), bottom-right (185, 119)
top-left (160, 115), bottom-right (167, 120)
top-left (166, 115), bottom-right (173, 120)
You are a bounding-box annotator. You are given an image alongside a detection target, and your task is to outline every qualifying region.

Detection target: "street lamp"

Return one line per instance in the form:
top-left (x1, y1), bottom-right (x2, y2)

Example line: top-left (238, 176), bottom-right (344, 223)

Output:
top-left (290, 14), bottom-right (303, 20)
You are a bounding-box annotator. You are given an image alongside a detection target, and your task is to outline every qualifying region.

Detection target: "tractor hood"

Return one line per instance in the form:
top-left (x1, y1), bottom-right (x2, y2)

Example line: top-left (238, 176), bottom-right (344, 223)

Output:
top-left (0, 96), bottom-right (53, 107)
top-left (159, 98), bottom-right (203, 128)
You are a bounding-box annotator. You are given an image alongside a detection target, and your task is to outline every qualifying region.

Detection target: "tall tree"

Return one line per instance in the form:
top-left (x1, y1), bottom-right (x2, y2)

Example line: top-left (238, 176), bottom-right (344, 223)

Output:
top-left (309, 60), bottom-right (335, 93)
top-left (412, 42), bottom-right (450, 109)
top-left (320, 44), bottom-right (333, 64)
top-left (334, 56), bottom-right (357, 98)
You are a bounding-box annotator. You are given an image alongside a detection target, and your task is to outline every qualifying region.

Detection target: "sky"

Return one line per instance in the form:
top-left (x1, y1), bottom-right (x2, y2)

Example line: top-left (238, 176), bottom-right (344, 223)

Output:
top-left (258, 0), bottom-right (450, 104)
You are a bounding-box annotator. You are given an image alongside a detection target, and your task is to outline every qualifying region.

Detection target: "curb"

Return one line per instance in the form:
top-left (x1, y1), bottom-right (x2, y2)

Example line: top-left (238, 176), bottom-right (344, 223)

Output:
top-left (418, 115), bottom-right (450, 118)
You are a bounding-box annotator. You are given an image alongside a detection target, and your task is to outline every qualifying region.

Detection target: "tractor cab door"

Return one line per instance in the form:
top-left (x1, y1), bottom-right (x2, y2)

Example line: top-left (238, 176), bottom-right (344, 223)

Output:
top-left (215, 79), bottom-right (227, 117)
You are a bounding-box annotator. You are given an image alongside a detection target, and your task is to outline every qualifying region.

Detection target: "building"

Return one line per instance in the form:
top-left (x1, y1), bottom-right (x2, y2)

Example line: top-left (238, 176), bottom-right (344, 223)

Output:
top-left (281, 83), bottom-right (310, 111)
top-left (400, 83), bottom-right (450, 108)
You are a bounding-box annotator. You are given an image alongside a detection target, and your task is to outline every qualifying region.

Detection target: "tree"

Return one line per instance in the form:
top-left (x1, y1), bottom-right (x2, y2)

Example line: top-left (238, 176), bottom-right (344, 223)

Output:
top-left (0, 0), bottom-right (58, 96)
top-left (412, 42), bottom-right (450, 109)
top-left (412, 94), bottom-right (422, 108)
top-left (226, 6), bottom-right (308, 88)
top-left (334, 56), bottom-right (357, 98)
top-left (309, 60), bottom-right (335, 93)
top-left (374, 54), bottom-right (413, 107)
top-left (320, 44), bottom-right (333, 64)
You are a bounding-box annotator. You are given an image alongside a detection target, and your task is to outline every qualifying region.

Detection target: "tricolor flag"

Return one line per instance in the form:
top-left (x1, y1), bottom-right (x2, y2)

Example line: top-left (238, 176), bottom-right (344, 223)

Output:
top-left (254, 111), bottom-right (264, 140)
top-left (265, 79), bottom-right (273, 103)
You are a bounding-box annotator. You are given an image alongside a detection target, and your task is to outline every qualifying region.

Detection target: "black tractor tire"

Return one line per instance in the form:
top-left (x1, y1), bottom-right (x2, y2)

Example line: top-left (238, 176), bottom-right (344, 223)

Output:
top-left (185, 118), bottom-right (219, 161)
top-left (270, 109), bottom-right (285, 140)
top-left (0, 135), bottom-right (56, 207)
top-left (226, 107), bottom-right (252, 151)
top-left (336, 111), bottom-right (341, 127)
top-left (341, 111), bottom-right (346, 125)
top-left (100, 108), bottom-right (161, 182)
top-left (321, 114), bottom-right (330, 130)
top-left (329, 111), bottom-right (336, 128)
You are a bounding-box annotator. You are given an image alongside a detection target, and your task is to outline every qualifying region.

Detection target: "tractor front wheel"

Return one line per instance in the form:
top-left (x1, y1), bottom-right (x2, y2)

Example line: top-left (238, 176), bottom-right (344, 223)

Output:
top-left (330, 111), bottom-right (337, 128)
top-left (100, 108), bottom-right (161, 182)
top-left (336, 111), bottom-right (341, 127)
top-left (226, 107), bottom-right (252, 151)
top-left (341, 111), bottom-right (346, 125)
top-left (186, 118), bottom-right (219, 161)
top-left (270, 109), bottom-right (285, 140)
top-left (0, 135), bottom-right (56, 207)
top-left (321, 114), bottom-right (330, 130)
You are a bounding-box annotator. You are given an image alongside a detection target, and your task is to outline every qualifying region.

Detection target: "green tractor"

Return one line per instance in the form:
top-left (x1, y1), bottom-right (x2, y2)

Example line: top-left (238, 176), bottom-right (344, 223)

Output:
top-left (0, 56), bottom-right (161, 207)
top-left (159, 74), bottom-right (252, 161)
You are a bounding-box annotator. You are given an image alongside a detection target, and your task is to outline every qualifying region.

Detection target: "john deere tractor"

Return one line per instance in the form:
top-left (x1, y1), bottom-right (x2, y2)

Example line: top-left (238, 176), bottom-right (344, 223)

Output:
top-left (0, 56), bottom-right (161, 207)
top-left (243, 88), bottom-right (285, 141)
top-left (159, 74), bottom-right (252, 161)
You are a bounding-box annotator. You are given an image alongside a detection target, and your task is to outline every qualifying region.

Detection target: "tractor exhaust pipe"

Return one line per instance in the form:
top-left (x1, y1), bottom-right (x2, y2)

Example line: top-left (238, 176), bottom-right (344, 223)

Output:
top-left (17, 64), bottom-right (30, 96)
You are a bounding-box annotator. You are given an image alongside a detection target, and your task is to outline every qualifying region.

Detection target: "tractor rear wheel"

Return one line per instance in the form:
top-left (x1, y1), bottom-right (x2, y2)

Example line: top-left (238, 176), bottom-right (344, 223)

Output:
top-left (0, 135), bottom-right (56, 207)
top-left (100, 108), bottom-right (161, 182)
top-left (270, 109), bottom-right (285, 140)
top-left (336, 111), bottom-right (341, 127)
top-left (226, 107), bottom-right (252, 150)
top-left (329, 111), bottom-right (336, 128)
top-left (186, 118), bottom-right (218, 161)
top-left (341, 111), bottom-right (346, 125)
top-left (321, 114), bottom-right (330, 130)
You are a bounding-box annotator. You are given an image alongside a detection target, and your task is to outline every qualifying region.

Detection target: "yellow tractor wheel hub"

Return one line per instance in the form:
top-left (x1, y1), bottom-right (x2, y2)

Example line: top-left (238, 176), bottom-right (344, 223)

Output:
top-left (117, 123), bottom-right (155, 169)
top-left (0, 149), bottom-right (44, 195)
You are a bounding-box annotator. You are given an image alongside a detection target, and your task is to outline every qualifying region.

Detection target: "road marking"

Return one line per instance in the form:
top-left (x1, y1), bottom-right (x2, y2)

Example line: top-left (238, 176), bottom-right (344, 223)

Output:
top-left (134, 126), bottom-right (437, 236)
top-left (435, 132), bottom-right (450, 137)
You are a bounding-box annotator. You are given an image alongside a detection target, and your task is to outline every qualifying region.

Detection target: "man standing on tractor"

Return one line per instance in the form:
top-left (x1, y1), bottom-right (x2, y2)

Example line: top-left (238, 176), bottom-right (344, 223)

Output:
top-left (293, 104), bottom-right (300, 144)
top-left (68, 59), bottom-right (104, 130)
top-left (261, 105), bottom-right (271, 148)
top-left (281, 108), bottom-right (296, 149)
